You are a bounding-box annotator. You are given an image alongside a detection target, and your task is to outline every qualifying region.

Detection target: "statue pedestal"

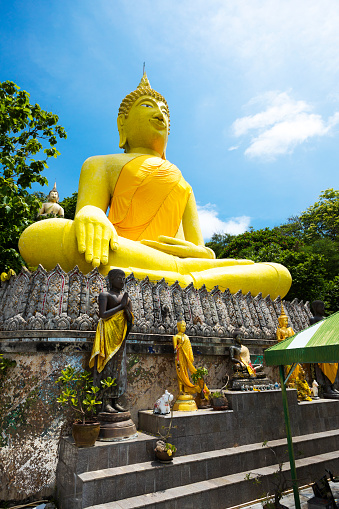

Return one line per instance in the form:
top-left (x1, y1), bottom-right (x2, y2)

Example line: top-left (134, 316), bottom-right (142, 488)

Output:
top-left (97, 411), bottom-right (137, 441)
top-left (173, 393), bottom-right (197, 411)
top-left (230, 375), bottom-right (271, 391)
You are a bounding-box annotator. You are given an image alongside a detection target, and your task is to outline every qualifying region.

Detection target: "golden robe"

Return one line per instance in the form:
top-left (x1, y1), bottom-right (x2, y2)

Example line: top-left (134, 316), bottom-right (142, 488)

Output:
top-left (175, 333), bottom-right (196, 393)
top-left (108, 155), bottom-right (192, 241)
top-left (89, 310), bottom-right (131, 373)
top-left (174, 333), bottom-right (209, 396)
top-left (319, 363), bottom-right (338, 384)
top-left (241, 359), bottom-right (256, 377)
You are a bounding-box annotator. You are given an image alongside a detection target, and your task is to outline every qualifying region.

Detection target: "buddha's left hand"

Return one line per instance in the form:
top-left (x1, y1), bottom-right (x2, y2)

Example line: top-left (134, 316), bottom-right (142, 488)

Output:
top-left (140, 236), bottom-right (215, 259)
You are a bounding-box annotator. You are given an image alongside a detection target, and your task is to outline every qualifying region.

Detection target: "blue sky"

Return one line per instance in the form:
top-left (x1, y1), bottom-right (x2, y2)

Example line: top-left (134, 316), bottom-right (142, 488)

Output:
top-left (1, 0), bottom-right (339, 239)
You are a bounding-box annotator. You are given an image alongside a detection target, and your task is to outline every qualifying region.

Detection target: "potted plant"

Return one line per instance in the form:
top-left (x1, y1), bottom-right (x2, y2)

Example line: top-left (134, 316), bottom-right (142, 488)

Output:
top-left (56, 365), bottom-right (116, 447)
top-left (154, 408), bottom-right (177, 463)
top-left (192, 367), bottom-right (210, 408)
top-left (210, 391), bottom-right (228, 410)
top-left (154, 440), bottom-right (177, 463)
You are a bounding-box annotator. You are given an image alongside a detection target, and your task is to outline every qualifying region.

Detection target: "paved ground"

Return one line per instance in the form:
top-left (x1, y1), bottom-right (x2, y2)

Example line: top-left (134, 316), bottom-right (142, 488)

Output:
top-left (232, 481), bottom-right (339, 508)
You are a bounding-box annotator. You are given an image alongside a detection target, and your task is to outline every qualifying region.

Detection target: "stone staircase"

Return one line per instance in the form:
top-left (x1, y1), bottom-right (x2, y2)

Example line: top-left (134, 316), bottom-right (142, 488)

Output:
top-left (56, 391), bottom-right (339, 509)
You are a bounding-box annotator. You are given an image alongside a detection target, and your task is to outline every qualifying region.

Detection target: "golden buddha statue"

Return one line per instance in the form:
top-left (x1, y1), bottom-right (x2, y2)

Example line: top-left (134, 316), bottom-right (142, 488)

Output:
top-left (18, 73), bottom-right (291, 298)
top-left (276, 305), bottom-right (304, 385)
top-left (38, 182), bottom-right (64, 218)
top-left (172, 320), bottom-right (209, 411)
top-left (276, 305), bottom-right (295, 342)
top-left (295, 367), bottom-right (312, 401)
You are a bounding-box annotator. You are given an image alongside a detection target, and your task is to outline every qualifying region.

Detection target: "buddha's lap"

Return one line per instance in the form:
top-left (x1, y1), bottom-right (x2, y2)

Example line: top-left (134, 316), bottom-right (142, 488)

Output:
top-left (18, 218), bottom-right (291, 298)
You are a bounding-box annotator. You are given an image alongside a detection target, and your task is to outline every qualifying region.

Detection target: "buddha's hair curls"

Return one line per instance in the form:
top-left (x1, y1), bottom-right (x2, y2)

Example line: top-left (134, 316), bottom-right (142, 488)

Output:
top-left (118, 76), bottom-right (170, 131)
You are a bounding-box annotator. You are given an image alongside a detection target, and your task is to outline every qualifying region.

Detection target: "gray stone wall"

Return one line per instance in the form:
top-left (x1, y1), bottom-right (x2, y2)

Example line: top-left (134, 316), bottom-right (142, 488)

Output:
top-left (0, 265), bottom-right (313, 502)
top-left (0, 265), bottom-right (312, 337)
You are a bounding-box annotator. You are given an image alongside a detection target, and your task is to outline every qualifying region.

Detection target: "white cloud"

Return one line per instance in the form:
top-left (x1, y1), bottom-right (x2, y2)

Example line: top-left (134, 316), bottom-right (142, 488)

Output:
top-left (107, 1), bottom-right (339, 86)
top-left (228, 145), bottom-right (239, 151)
top-left (232, 92), bottom-right (339, 159)
top-left (197, 204), bottom-right (251, 240)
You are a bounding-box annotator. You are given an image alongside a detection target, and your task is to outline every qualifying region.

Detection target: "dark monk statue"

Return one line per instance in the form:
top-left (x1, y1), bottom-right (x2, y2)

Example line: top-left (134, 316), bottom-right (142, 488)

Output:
top-left (89, 269), bottom-right (133, 412)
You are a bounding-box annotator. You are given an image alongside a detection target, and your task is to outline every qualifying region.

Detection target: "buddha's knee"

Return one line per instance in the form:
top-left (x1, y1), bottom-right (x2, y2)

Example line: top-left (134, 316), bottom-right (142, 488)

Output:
top-left (19, 218), bottom-right (74, 270)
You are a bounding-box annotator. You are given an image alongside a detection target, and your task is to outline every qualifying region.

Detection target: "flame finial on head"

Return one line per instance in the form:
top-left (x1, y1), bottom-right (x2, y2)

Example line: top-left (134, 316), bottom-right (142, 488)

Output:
top-left (49, 181), bottom-right (59, 201)
top-left (278, 303), bottom-right (288, 324)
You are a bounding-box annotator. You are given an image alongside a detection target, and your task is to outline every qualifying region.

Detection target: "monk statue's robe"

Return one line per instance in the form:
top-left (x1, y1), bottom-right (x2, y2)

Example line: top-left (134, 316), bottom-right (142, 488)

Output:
top-left (89, 309), bottom-right (133, 399)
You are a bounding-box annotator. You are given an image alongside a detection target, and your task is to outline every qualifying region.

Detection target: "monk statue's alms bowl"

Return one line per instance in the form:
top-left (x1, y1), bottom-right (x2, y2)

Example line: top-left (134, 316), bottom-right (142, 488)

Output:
top-left (19, 72), bottom-right (292, 298)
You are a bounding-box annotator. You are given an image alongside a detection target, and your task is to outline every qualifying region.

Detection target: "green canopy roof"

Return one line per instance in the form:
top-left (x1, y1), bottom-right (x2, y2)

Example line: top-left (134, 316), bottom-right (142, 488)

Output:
top-left (264, 310), bottom-right (339, 366)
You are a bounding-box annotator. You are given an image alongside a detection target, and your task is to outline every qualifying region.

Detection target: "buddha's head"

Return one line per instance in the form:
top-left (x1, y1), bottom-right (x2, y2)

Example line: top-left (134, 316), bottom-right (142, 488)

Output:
top-left (278, 304), bottom-right (288, 328)
top-left (48, 182), bottom-right (59, 203)
top-left (117, 72), bottom-right (170, 159)
top-left (311, 300), bottom-right (325, 318)
top-left (108, 268), bottom-right (126, 291)
top-left (232, 329), bottom-right (242, 345)
top-left (177, 320), bottom-right (186, 333)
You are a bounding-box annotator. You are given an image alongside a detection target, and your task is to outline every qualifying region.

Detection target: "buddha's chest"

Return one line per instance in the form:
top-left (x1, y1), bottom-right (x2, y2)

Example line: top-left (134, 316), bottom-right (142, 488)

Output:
top-left (240, 345), bottom-right (250, 363)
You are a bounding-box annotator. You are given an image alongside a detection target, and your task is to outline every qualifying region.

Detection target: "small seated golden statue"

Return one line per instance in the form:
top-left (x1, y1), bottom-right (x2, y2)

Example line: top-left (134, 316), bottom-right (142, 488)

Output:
top-left (38, 183), bottom-right (64, 218)
top-left (276, 304), bottom-right (295, 342)
top-left (19, 72), bottom-right (291, 298)
top-left (172, 320), bottom-right (209, 411)
top-left (229, 330), bottom-right (265, 388)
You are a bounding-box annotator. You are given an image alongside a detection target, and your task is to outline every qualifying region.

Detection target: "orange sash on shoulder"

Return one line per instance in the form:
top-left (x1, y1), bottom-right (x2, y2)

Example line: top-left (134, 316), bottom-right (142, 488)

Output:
top-left (108, 155), bottom-right (192, 241)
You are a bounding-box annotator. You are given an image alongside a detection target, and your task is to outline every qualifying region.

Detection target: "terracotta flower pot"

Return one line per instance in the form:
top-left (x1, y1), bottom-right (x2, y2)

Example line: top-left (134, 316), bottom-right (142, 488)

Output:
top-left (155, 449), bottom-right (175, 463)
top-left (211, 397), bottom-right (228, 411)
top-left (72, 422), bottom-right (100, 448)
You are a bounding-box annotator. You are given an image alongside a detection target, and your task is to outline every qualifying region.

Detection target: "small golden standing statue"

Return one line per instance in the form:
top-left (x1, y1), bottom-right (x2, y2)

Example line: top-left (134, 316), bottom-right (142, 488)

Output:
top-left (172, 320), bottom-right (209, 411)
top-left (276, 304), bottom-right (304, 386)
top-left (38, 182), bottom-right (64, 218)
top-left (276, 304), bottom-right (294, 342)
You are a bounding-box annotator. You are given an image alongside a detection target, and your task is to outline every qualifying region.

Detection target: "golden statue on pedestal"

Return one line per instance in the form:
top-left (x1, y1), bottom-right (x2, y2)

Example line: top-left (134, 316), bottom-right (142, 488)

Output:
top-left (19, 73), bottom-right (291, 298)
top-left (172, 320), bottom-right (209, 411)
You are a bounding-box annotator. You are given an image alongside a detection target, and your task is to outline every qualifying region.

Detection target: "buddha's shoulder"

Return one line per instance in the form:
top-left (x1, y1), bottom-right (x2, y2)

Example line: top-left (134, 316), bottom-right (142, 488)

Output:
top-left (82, 153), bottom-right (132, 169)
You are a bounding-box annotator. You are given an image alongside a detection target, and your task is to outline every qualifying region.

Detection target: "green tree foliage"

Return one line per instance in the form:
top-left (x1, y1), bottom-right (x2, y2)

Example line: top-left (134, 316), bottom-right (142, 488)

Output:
top-left (60, 191), bottom-right (78, 220)
top-left (299, 188), bottom-right (339, 241)
top-left (206, 189), bottom-right (339, 312)
top-left (0, 81), bottom-right (66, 272)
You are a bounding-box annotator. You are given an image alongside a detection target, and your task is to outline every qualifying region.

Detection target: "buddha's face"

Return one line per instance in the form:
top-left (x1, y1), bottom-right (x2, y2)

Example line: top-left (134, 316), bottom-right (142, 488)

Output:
top-left (177, 321), bottom-right (186, 333)
top-left (279, 316), bottom-right (288, 328)
top-left (49, 191), bottom-right (58, 203)
top-left (119, 95), bottom-right (169, 157)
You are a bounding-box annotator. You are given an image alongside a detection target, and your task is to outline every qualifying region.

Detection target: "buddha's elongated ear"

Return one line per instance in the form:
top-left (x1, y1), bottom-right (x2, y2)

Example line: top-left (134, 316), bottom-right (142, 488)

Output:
top-left (117, 114), bottom-right (127, 150)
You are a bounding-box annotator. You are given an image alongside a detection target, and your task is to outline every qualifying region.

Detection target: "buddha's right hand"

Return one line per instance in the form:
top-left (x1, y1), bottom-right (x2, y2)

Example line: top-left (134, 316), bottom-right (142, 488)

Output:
top-left (74, 205), bottom-right (118, 267)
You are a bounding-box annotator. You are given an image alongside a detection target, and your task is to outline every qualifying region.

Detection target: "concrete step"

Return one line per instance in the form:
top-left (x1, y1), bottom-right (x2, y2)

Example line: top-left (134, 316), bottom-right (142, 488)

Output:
top-left (138, 394), bottom-right (339, 456)
top-left (79, 430), bottom-right (339, 507)
top-left (85, 450), bottom-right (339, 509)
top-left (57, 431), bottom-right (156, 475)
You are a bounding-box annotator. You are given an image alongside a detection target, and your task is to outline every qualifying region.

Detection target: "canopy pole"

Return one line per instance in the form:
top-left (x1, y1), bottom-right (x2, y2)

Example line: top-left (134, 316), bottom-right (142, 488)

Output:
top-left (284, 363), bottom-right (298, 385)
top-left (279, 365), bottom-right (300, 509)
